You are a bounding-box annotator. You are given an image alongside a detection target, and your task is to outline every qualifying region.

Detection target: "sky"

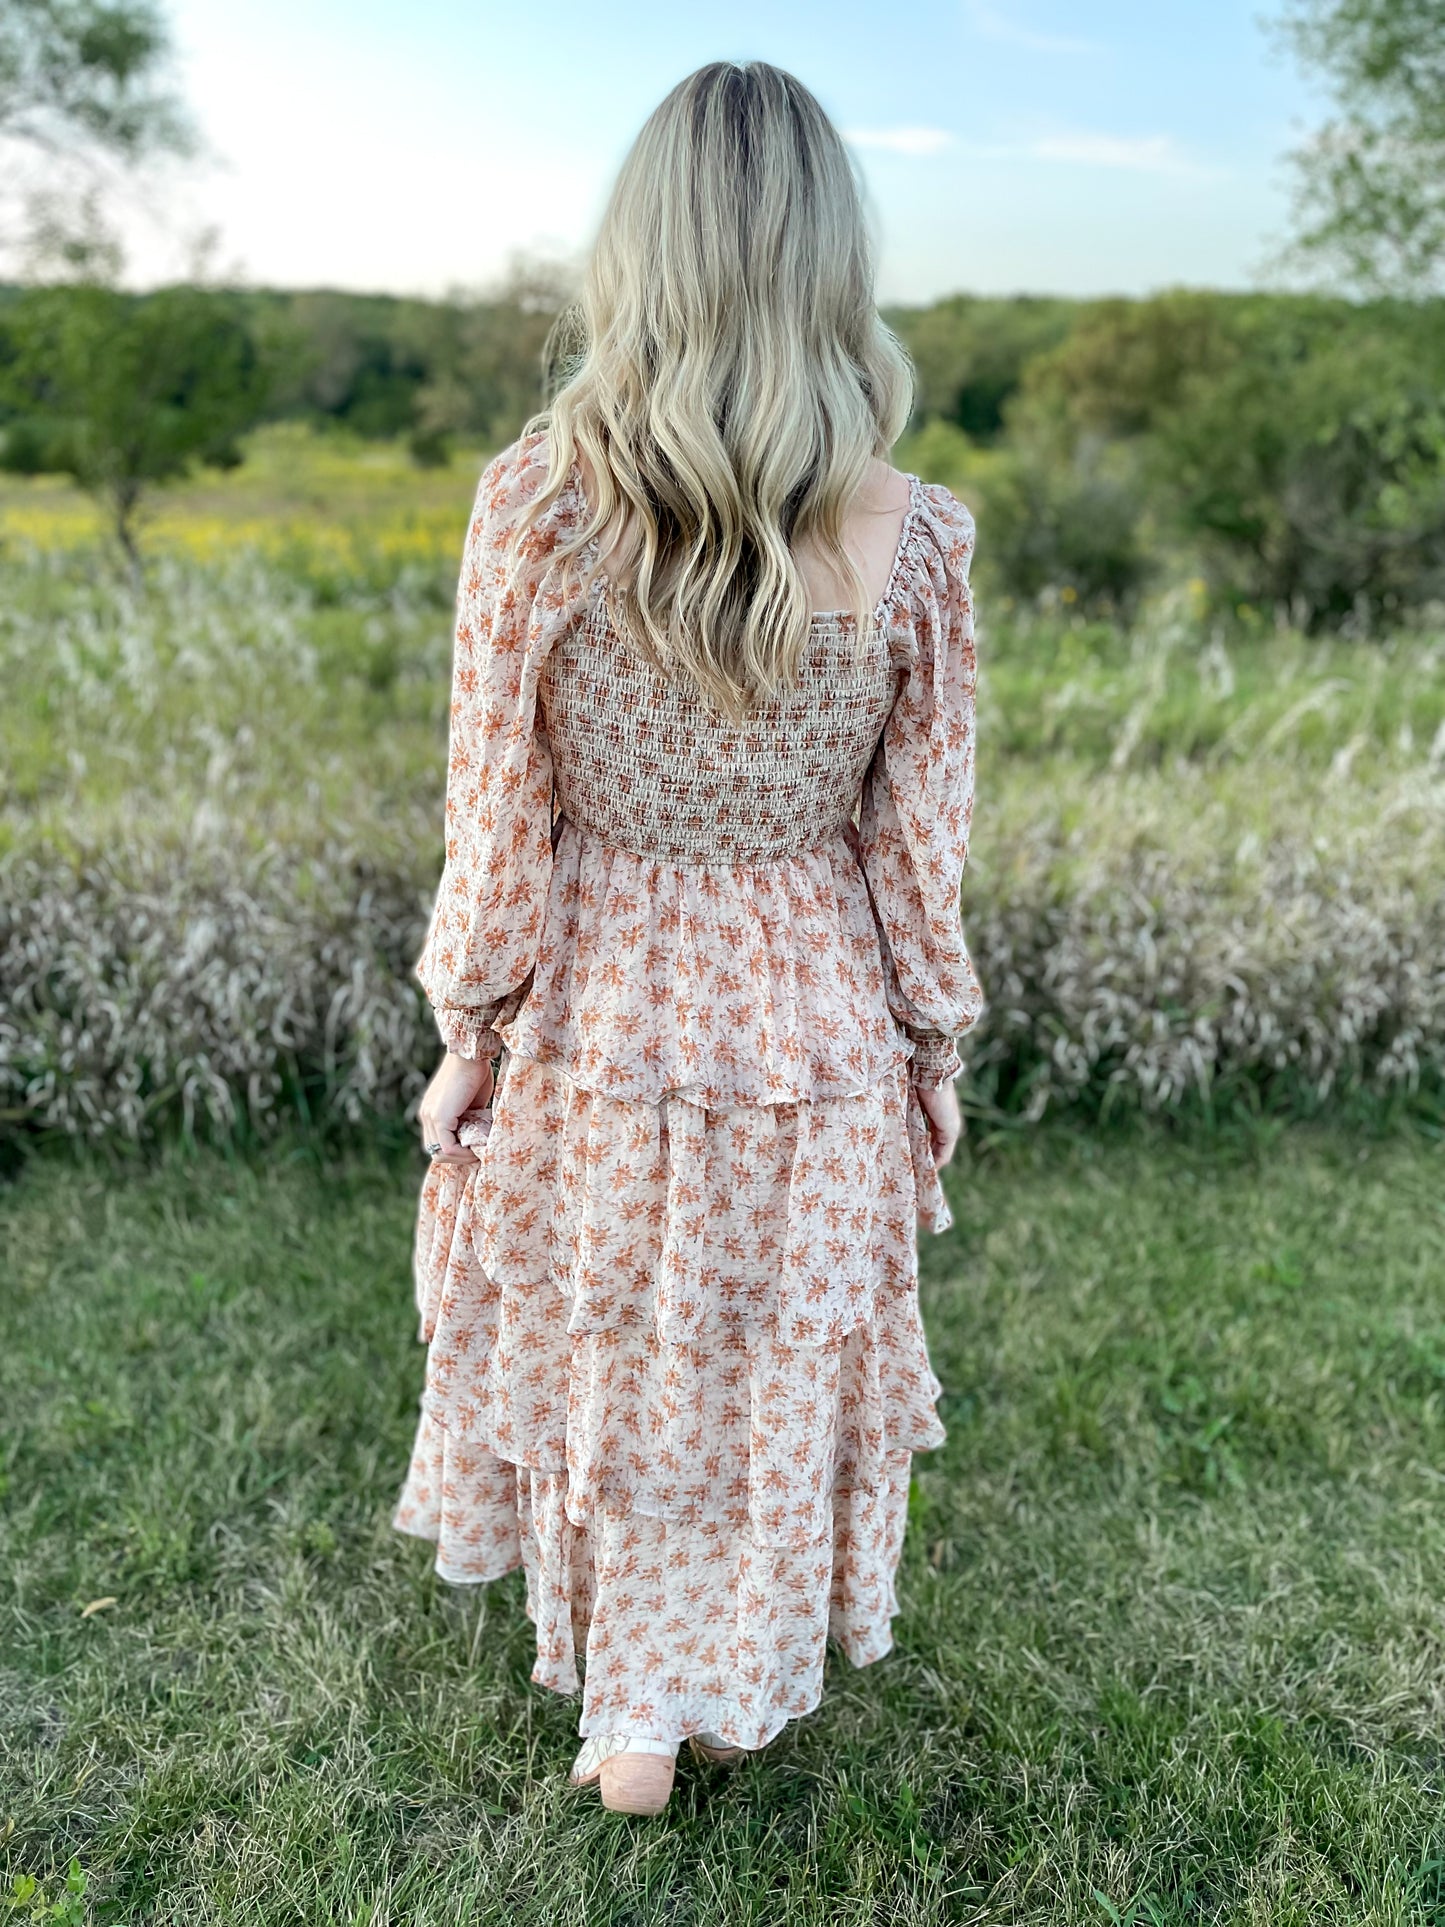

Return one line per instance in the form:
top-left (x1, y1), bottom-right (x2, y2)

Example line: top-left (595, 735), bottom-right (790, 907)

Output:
top-left (111, 0), bottom-right (1334, 304)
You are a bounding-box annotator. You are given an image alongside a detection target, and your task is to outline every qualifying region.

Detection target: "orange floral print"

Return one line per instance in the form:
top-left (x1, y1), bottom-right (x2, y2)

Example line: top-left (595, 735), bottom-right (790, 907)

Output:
top-left (393, 431), bottom-right (984, 1750)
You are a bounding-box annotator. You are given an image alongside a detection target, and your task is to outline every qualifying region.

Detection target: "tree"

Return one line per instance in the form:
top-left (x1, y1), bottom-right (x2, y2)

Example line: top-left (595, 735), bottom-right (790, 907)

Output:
top-left (409, 254), bottom-right (579, 462)
top-left (886, 294), bottom-right (1078, 442)
top-left (1000, 288), bottom-right (1445, 624)
top-left (0, 0), bottom-right (193, 266)
top-left (1272, 0), bottom-right (1445, 292)
top-left (1015, 290), bottom-right (1243, 441)
top-left (2, 282), bottom-right (268, 571)
top-left (1145, 299), bottom-right (1445, 623)
top-left (0, 0), bottom-right (190, 161)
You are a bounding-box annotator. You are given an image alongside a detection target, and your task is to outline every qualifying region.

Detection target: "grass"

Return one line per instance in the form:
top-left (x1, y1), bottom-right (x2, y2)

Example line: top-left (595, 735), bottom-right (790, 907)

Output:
top-left (3, 1122), bottom-right (1445, 1924)
top-left (3, 434), bottom-right (1442, 859)
top-left (0, 423), bottom-right (485, 588)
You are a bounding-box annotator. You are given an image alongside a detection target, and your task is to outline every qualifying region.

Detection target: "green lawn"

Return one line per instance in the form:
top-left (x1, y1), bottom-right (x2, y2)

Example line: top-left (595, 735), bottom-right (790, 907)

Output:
top-left (3, 1124), bottom-right (1444, 1925)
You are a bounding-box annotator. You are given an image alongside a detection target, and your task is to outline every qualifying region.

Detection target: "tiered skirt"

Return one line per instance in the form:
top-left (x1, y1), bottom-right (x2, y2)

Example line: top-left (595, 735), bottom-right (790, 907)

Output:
top-left (392, 824), bottom-right (953, 1750)
top-left (392, 1051), bottom-right (951, 1750)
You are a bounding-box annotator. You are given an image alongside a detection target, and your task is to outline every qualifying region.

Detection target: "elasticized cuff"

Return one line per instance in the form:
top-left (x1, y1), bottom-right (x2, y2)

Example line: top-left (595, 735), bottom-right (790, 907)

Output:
top-left (433, 1004), bottom-right (507, 1062)
top-left (431, 975), bottom-right (536, 1060)
top-left (905, 1031), bottom-right (962, 1088)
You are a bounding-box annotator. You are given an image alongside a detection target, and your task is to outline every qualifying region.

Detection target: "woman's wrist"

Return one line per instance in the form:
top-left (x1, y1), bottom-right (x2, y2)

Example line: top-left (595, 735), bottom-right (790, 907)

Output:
top-left (434, 1004), bottom-right (505, 1061)
top-left (446, 1039), bottom-right (501, 1066)
top-left (906, 1033), bottom-right (962, 1087)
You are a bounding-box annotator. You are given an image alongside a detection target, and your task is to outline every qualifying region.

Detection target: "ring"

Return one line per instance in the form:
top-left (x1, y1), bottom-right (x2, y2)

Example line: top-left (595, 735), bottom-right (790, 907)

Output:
top-left (424, 1141), bottom-right (443, 1157)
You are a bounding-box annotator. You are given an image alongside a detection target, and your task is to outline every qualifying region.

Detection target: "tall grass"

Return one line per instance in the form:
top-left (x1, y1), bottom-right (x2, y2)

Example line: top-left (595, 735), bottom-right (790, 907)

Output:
top-left (3, 435), bottom-right (1443, 1148)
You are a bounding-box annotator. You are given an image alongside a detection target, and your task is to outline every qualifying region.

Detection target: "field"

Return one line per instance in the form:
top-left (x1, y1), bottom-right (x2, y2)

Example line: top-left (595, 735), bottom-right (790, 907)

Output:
top-left (3, 426), bottom-right (1441, 1140)
top-left (5, 427), bottom-right (1444, 825)
top-left (5, 1127), bottom-right (1445, 1924)
top-left (2, 428), bottom-right (1444, 1923)
top-left (0, 423), bottom-right (475, 580)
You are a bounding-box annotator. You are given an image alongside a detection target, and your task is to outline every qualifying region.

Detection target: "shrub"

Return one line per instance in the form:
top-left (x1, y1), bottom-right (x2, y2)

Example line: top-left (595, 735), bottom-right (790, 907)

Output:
top-left (959, 798), bottom-right (1445, 1122)
top-left (1017, 291), bottom-right (1445, 627)
top-left (898, 419), bottom-right (1153, 616)
top-left (3, 790), bottom-right (1440, 1153)
top-left (1155, 309), bottom-right (1445, 627)
top-left (0, 830), bottom-right (435, 1149)
top-left (967, 440), bottom-right (1152, 616)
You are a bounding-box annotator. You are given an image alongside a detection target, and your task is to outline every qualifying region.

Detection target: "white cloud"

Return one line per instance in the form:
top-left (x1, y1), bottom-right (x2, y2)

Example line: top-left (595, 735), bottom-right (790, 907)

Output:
top-left (963, 2), bottom-right (1098, 56)
top-left (914, 129), bottom-right (1223, 178)
top-left (1028, 132), bottom-right (1220, 176)
top-left (843, 126), bottom-right (957, 156)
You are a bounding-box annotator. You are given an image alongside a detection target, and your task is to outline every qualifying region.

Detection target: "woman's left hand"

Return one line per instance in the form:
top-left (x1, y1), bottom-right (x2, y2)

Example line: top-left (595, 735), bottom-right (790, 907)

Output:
top-left (419, 1050), bottom-right (494, 1163)
top-left (917, 1078), bottom-right (963, 1170)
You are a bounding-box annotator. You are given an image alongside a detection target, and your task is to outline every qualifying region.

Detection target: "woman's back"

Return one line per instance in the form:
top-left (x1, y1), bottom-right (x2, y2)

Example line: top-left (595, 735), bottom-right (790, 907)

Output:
top-left (423, 425), bottom-right (981, 1107)
top-left (396, 57), bottom-right (985, 1816)
top-left (576, 447), bottom-right (916, 622)
top-left (539, 452), bottom-right (919, 867)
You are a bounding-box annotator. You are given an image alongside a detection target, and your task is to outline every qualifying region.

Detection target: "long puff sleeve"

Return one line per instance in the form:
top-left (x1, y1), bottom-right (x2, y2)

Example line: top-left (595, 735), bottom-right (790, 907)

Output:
top-left (856, 483), bottom-right (986, 1087)
top-left (414, 432), bottom-right (581, 1060)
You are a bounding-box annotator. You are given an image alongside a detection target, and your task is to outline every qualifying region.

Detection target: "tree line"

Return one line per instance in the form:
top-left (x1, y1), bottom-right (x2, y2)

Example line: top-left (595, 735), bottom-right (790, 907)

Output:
top-left (1, 0), bottom-right (1442, 621)
top-left (0, 264), bottom-right (569, 565)
top-left (2, 273), bottom-right (1443, 628)
top-left (904, 286), bottom-right (1445, 628)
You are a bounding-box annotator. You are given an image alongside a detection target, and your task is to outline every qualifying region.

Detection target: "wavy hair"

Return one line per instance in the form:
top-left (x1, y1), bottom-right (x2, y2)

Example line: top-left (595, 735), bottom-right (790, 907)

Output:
top-left (511, 59), bottom-right (916, 718)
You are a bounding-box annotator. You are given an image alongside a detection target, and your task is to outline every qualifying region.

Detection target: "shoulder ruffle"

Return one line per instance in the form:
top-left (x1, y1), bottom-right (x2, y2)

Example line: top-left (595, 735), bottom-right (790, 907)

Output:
top-left (472, 429), bottom-right (595, 664)
top-left (878, 479), bottom-right (977, 676)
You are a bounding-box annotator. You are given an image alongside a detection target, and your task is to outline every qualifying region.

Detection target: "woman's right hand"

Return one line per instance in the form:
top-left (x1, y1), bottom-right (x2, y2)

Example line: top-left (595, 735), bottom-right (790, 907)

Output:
top-left (917, 1078), bottom-right (962, 1170)
top-left (419, 1050), bottom-right (494, 1164)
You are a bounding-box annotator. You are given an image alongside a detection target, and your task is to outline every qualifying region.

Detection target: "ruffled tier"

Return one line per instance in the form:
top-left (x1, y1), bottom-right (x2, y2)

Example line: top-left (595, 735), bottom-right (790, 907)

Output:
top-left (410, 1261), bottom-right (945, 1547)
top-left (392, 1412), bottom-right (920, 1749)
top-left (498, 819), bottom-right (921, 1108)
top-left (462, 1053), bottom-right (951, 1342)
top-left (407, 1056), bottom-right (947, 1545)
top-left (393, 1046), bottom-right (950, 1739)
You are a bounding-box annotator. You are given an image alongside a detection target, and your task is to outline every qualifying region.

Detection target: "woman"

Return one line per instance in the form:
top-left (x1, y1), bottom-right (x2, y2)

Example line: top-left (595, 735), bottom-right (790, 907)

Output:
top-left (392, 59), bottom-right (983, 1816)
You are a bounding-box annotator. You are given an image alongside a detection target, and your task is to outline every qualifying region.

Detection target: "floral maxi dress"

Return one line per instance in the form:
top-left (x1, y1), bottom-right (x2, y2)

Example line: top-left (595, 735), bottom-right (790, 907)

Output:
top-left (391, 429), bottom-right (985, 1751)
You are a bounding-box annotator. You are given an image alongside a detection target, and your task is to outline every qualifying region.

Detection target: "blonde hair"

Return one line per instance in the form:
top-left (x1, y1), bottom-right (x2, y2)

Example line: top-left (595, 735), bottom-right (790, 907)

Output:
top-left (511, 59), bottom-right (915, 719)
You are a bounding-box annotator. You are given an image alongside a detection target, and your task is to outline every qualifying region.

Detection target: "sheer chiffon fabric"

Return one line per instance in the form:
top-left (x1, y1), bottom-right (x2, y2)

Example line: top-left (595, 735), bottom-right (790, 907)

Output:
top-left (392, 1060), bottom-right (948, 1747)
top-left (392, 431), bottom-right (982, 1748)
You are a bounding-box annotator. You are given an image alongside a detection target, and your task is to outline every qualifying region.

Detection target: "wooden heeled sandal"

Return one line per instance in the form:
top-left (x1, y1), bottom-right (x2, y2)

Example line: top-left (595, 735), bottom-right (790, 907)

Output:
top-left (569, 1734), bottom-right (678, 1815)
top-left (687, 1729), bottom-right (752, 1765)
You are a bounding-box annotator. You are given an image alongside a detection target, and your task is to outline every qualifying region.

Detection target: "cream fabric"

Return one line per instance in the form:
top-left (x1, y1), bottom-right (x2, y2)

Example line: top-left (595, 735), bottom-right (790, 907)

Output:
top-left (393, 430), bottom-right (984, 1750)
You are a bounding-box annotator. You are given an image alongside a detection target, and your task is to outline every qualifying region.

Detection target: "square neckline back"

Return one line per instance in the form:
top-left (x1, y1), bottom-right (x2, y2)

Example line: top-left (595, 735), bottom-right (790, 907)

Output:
top-left (562, 458), bottom-right (924, 630)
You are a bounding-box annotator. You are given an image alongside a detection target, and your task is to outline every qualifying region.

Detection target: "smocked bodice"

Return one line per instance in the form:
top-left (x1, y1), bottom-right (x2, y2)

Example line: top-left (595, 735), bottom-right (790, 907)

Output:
top-left (538, 589), bottom-right (901, 865)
